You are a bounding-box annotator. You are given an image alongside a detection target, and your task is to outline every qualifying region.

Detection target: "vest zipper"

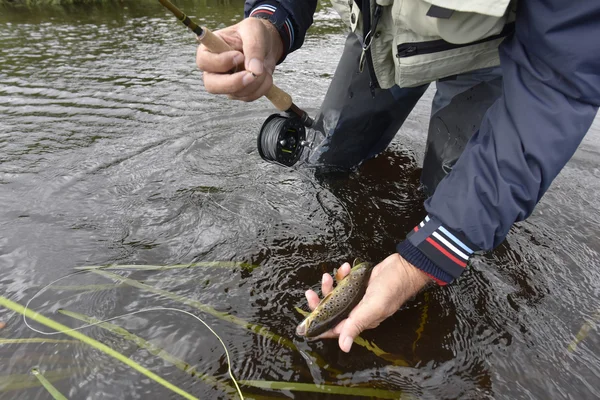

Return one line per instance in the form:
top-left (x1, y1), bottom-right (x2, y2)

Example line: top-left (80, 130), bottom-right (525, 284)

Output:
top-left (362, 0), bottom-right (381, 91)
top-left (396, 22), bottom-right (515, 58)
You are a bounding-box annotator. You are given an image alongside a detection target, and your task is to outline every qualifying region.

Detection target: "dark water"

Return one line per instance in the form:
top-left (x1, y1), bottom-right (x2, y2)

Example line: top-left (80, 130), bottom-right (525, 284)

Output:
top-left (1, 1), bottom-right (600, 399)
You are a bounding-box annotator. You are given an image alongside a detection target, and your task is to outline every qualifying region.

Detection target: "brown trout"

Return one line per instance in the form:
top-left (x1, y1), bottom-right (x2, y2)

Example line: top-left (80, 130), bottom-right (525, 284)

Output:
top-left (296, 260), bottom-right (374, 338)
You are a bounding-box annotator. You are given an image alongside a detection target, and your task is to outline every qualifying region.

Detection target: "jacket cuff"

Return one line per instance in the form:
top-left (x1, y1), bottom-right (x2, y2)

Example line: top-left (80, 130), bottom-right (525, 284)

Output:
top-left (397, 215), bottom-right (478, 285)
top-left (248, 1), bottom-right (295, 64)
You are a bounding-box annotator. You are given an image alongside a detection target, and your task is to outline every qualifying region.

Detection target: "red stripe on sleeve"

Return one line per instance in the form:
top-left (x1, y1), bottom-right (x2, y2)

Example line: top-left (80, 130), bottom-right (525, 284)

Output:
top-left (422, 271), bottom-right (447, 286)
top-left (250, 9), bottom-right (274, 16)
top-left (425, 237), bottom-right (467, 267)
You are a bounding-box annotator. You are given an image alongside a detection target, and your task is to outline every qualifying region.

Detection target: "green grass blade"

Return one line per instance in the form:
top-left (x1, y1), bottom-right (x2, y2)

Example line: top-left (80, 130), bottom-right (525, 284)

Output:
top-left (31, 368), bottom-right (67, 400)
top-left (294, 307), bottom-right (409, 367)
top-left (74, 261), bottom-right (259, 272)
top-left (567, 309), bottom-right (600, 352)
top-left (412, 292), bottom-right (429, 354)
top-left (0, 296), bottom-right (198, 400)
top-left (0, 369), bottom-right (76, 392)
top-left (89, 269), bottom-right (338, 375)
top-left (0, 338), bottom-right (78, 345)
top-left (58, 308), bottom-right (238, 397)
top-left (239, 380), bottom-right (404, 399)
top-left (50, 284), bottom-right (122, 292)
top-left (91, 269), bottom-right (292, 346)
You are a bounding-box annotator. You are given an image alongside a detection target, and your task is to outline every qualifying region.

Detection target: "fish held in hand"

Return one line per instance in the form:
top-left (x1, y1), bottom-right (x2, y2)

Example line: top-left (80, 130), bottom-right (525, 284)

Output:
top-left (296, 260), bottom-right (374, 338)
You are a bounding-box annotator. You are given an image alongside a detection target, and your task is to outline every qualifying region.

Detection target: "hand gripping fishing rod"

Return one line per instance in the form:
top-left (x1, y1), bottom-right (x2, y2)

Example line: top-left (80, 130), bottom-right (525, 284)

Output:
top-left (159, 0), bottom-right (315, 166)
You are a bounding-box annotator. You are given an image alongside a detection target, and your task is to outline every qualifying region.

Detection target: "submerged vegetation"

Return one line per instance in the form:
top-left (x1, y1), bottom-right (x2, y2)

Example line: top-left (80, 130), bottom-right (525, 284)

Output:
top-left (0, 263), bottom-right (411, 399)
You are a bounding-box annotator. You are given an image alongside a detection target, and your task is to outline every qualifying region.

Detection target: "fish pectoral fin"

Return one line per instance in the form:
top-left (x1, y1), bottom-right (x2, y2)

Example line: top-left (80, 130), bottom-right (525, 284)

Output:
top-left (334, 268), bottom-right (345, 283)
top-left (320, 291), bottom-right (334, 303)
top-left (294, 306), bottom-right (310, 317)
top-left (313, 290), bottom-right (335, 310)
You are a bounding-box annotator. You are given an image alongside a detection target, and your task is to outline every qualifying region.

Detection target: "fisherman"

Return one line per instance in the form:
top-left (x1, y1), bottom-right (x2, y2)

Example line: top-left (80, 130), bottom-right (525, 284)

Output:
top-left (196, 0), bottom-right (600, 352)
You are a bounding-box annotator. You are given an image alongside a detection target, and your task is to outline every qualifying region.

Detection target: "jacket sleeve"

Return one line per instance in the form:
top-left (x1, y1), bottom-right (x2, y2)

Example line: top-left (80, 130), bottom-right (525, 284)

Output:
top-left (397, 0), bottom-right (600, 285)
top-left (245, 0), bottom-right (318, 60)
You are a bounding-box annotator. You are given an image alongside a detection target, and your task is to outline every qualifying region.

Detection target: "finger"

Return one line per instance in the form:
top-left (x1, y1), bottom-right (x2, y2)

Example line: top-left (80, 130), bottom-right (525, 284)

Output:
top-left (335, 262), bottom-right (351, 282)
top-left (227, 69), bottom-right (269, 98)
top-left (202, 70), bottom-right (257, 95)
top-left (264, 58), bottom-right (276, 76)
top-left (305, 289), bottom-right (320, 311)
top-left (237, 19), bottom-right (269, 76)
top-left (338, 302), bottom-right (378, 353)
top-left (232, 73), bottom-right (273, 102)
top-left (321, 272), bottom-right (334, 296)
top-left (196, 49), bottom-right (244, 73)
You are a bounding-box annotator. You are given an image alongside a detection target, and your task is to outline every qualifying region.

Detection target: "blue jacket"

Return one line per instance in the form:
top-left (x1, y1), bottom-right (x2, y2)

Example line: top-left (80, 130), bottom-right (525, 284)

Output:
top-left (246, 0), bottom-right (600, 285)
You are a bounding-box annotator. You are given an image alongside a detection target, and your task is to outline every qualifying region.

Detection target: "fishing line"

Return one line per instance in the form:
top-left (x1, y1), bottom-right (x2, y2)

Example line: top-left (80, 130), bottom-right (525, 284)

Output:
top-left (22, 268), bottom-right (244, 399)
top-left (259, 117), bottom-right (289, 162)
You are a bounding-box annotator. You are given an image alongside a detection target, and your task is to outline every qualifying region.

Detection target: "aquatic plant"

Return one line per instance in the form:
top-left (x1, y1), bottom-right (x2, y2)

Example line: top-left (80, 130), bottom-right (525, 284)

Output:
top-left (294, 307), bottom-right (409, 366)
top-left (58, 308), bottom-right (240, 397)
top-left (0, 296), bottom-right (199, 400)
top-left (0, 338), bottom-right (78, 344)
top-left (239, 380), bottom-right (408, 399)
top-left (74, 261), bottom-right (259, 272)
top-left (31, 368), bottom-right (68, 400)
top-left (87, 268), bottom-right (339, 374)
top-left (0, 368), bottom-right (77, 392)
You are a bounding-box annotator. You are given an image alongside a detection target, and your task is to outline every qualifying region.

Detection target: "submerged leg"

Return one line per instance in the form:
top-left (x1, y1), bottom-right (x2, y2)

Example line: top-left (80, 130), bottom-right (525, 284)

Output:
top-left (305, 32), bottom-right (429, 170)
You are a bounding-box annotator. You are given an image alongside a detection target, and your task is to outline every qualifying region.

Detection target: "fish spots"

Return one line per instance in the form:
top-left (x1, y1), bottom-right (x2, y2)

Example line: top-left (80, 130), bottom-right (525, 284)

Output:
top-left (300, 262), bottom-right (374, 337)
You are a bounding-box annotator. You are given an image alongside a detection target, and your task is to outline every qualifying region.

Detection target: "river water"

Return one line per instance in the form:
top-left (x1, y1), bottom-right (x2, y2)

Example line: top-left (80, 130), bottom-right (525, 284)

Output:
top-left (1, 1), bottom-right (599, 399)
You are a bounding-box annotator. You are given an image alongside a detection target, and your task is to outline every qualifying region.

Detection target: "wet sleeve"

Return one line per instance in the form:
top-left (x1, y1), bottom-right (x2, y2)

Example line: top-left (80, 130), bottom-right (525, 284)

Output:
top-left (397, 0), bottom-right (600, 285)
top-left (245, 0), bottom-right (318, 61)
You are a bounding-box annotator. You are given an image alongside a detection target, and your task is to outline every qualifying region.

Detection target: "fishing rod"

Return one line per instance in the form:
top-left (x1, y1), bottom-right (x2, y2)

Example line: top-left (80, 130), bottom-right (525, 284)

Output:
top-left (159, 0), bottom-right (315, 166)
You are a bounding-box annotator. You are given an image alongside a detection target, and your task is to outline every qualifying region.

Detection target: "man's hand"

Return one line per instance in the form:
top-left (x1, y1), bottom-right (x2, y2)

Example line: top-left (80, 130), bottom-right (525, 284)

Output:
top-left (196, 18), bottom-right (284, 102)
top-left (305, 253), bottom-right (432, 352)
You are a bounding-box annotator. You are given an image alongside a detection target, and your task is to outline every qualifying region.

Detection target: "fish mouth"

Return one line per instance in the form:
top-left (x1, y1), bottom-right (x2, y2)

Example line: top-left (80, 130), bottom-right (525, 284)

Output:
top-left (296, 320), bottom-right (308, 337)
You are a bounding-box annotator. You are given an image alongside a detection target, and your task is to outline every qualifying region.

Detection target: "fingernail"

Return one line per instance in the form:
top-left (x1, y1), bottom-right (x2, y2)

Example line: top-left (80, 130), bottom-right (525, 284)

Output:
top-left (342, 336), bottom-right (353, 352)
top-left (233, 54), bottom-right (244, 66)
top-left (248, 58), bottom-right (263, 76)
top-left (242, 71), bottom-right (255, 86)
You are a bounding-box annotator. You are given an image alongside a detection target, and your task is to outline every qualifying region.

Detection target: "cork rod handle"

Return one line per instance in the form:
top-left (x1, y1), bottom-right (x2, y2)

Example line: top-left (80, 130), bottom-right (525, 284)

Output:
top-left (198, 27), bottom-right (293, 112)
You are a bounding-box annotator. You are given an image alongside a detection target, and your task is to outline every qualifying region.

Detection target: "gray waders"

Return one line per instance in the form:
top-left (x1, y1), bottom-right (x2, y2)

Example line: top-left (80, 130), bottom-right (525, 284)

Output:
top-left (305, 32), bottom-right (503, 196)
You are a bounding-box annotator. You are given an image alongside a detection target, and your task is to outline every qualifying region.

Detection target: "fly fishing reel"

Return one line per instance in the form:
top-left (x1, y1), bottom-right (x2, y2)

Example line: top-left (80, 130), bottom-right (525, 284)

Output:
top-left (257, 113), bottom-right (312, 166)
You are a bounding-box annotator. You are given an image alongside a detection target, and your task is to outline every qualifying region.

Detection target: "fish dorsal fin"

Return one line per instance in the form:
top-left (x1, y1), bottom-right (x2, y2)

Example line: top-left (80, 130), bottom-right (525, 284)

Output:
top-left (352, 258), bottom-right (362, 268)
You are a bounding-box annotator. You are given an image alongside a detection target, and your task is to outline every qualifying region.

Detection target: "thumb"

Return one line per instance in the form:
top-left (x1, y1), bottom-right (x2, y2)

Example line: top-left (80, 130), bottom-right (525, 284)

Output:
top-left (238, 19), bottom-right (269, 76)
top-left (338, 302), bottom-right (376, 353)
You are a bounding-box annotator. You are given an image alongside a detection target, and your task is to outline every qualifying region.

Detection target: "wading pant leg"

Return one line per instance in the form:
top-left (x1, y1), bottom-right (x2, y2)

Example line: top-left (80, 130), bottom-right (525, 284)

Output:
top-left (306, 32), bottom-right (429, 170)
top-left (421, 66), bottom-right (504, 196)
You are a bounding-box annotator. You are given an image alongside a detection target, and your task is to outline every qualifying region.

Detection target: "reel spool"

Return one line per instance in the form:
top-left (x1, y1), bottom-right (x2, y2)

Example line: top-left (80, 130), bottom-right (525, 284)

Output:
top-left (257, 113), bottom-right (309, 166)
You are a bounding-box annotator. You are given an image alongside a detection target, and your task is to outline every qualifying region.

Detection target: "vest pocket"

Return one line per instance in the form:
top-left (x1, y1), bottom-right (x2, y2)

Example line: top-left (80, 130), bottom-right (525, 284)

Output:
top-left (391, 0), bottom-right (510, 43)
top-left (393, 24), bottom-right (513, 88)
top-left (396, 22), bottom-right (514, 57)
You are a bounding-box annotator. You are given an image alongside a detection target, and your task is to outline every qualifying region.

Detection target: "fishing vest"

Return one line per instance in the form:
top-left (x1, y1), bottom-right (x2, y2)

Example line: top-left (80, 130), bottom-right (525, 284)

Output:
top-left (330, 0), bottom-right (517, 88)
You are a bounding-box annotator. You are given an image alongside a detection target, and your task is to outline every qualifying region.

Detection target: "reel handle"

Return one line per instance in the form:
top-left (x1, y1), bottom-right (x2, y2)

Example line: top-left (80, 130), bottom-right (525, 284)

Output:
top-left (198, 28), bottom-right (293, 112)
